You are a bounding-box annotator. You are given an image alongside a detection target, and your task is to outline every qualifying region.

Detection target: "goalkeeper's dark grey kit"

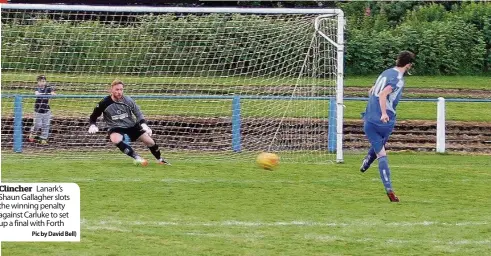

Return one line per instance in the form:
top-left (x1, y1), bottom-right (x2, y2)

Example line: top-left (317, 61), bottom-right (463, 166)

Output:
top-left (88, 80), bottom-right (169, 165)
top-left (89, 95), bottom-right (146, 130)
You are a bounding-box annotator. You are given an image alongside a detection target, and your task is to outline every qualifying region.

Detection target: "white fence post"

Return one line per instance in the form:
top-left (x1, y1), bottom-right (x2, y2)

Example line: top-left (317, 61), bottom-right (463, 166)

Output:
top-left (436, 97), bottom-right (446, 153)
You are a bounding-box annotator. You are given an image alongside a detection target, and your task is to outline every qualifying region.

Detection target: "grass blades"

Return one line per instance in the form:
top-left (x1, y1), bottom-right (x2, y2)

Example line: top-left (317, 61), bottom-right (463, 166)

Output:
top-left (1, 153), bottom-right (491, 255)
top-left (3, 97), bottom-right (490, 122)
top-left (3, 72), bottom-right (490, 90)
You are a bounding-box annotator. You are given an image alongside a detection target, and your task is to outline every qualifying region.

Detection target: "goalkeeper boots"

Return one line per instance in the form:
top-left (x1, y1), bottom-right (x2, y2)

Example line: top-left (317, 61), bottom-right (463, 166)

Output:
top-left (133, 156), bottom-right (148, 167)
top-left (387, 191), bottom-right (400, 203)
top-left (40, 139), bottom-right (48, 145)
top-left (157, 158), bottom-right (171, 165)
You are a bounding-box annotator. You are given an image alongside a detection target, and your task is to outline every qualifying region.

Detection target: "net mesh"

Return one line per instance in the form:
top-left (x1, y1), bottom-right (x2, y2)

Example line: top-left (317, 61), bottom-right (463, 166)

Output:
top-left (1, 6), bottom-right (342, 163)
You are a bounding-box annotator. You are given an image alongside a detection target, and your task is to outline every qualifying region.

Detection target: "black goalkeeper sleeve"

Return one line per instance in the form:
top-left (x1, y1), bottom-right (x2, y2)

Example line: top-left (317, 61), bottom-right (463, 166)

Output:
top-left (89, 96), bottom-right (112, 125)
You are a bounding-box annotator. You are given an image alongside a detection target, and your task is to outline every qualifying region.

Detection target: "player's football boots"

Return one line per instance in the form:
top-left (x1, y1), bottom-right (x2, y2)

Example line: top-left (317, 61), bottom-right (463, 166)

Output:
top-left (387, 191), bottom-right (400, 202)
top-left (133, 157), bottom-right (148, 167)
top-left (157, 158), bottom-right (171, 165)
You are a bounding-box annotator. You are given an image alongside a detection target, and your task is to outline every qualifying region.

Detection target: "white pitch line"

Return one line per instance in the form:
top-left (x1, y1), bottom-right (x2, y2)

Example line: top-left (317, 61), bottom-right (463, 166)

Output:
top-left (183, 232), bottom-right (265, 239)
top-left (84, 225), bottom-right (129, 233)
top-left (79, 220), bottom-right (491, 247)
top-left (2, 177), bottom-right (484, 184)
top-left (1, 178), bottom-right (353, 184)
top-left (304, 234), bottom-right (491, 246)
top-left (80, 218), bottom-right (489, 228)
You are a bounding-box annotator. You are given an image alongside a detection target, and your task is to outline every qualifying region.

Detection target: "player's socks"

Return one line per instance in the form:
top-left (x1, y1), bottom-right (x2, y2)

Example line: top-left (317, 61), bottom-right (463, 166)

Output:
top-left (360, 147), bottom-right (377, 172)
top-left (116, 141), bottom-right (137, 159)
top-left (148, 144), bottom-right (161, 160)
top-left (377, 156), bottom-right (393, 192)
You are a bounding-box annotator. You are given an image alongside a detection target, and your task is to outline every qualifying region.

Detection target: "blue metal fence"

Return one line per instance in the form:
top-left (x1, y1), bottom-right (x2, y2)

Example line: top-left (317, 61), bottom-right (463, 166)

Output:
top-left (3, 94), bottom-right (490, 153)
top-left (3, 94), bottom-right (338, 153)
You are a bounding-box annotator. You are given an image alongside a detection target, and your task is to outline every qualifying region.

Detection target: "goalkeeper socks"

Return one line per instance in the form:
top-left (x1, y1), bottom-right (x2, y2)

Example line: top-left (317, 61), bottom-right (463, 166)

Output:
top-left (377, 156), bottom-right (393, 192)
top-left (116, 141), bottom-right (137, 159)
top-left (148, 144), bottom-right (161, 160)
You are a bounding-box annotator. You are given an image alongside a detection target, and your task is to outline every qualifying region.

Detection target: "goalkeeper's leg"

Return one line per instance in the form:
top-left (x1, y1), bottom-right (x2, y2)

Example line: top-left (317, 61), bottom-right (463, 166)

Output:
top-left (112, 132), bottom-right (148, 166)
top-left (139, 133), bottom-right (170, 165)
top-left (110, 133), bottom-right (138, 159)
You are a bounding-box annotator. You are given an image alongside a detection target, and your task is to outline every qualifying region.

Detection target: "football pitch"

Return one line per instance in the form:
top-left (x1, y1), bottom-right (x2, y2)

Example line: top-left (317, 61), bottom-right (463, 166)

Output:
top-left (1, 152), bottom-right (491, 255)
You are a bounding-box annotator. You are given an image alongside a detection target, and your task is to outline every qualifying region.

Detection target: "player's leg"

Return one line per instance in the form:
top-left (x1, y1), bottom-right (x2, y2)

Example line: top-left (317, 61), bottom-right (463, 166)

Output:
top-left (361, 121), bottom-right (378, 172)
top-left (360, 137), bottom-right (389, 172)
top-left (360, 148), bottom-right (376, 173)
top-left (364, 122), bottom-right (399, 202)
top-left (29, 112), bottom-right (42, 142)
top-left (375, 144), bottom-right (399, 202)
top-left (39, 112), bottom-right (51, 144)
top-left (109, 130), bottom-right (146, 165)
top-left (137, 133), bottom-right (170, 165)
top-left (374, 126), bottom-right (399, 202)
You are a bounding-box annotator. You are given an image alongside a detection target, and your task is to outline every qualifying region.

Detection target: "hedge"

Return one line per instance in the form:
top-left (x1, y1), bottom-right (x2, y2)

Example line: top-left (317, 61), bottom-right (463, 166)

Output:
top-left (1, 2), bottom-right (490, 76)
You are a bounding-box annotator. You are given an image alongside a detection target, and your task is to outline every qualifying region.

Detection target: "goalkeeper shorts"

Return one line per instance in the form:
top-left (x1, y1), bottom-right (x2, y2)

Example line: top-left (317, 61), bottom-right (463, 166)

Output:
top-left (108, 124), bottom-right (146, 142)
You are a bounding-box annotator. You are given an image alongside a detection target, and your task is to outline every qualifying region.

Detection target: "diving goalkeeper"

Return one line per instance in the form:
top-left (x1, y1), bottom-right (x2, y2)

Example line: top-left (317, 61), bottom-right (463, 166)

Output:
top-left (88, 79), bottom-right (169, 166)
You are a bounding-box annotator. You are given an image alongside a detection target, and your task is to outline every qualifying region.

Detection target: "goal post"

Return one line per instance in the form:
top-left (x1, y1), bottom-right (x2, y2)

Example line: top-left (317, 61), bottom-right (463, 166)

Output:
top-left (1, 4), bottom-right (345, 163)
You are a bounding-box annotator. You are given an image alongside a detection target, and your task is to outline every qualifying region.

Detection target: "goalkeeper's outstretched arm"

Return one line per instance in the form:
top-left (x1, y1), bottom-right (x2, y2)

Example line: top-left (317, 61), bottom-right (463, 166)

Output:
top-left (88, 98), bottom-right (106, 133)
top-left (89, 103), bottom-right (103, 125)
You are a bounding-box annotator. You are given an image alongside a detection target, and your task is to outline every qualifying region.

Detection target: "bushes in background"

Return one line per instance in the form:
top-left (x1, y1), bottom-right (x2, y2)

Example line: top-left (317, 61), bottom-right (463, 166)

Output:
top-left (343, 2), bottom-right (489, 75)
top-left (1, 2), bottom-right (490, 76)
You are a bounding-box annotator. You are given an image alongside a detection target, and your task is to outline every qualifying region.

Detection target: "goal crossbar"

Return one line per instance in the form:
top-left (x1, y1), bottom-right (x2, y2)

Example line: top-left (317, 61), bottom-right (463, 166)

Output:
top-left (2, 4), bottom-right (344, 15)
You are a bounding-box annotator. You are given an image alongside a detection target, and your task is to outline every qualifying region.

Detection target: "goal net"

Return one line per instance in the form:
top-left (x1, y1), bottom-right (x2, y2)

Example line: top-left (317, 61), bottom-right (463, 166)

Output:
top-left (1, 4), bottom-right (345, 163)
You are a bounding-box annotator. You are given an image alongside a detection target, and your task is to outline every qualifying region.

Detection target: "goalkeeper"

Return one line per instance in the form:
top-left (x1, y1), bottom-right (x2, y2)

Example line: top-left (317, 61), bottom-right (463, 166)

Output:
top-left (88, 79), bottom-right (169, 166)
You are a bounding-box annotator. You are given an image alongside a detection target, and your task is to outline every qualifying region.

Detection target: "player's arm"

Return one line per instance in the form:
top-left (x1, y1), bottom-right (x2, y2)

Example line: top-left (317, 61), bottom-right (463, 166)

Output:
top-left (88, 97), bottom-right (110, 133)
top-left (133, 104), bottom-right (147, 125)
top-left (89, 104), bottom-right (103, 125)
top-left (378, 85), bottom-right (393, 123)
top-left (129, 97), bottom-right (152, 136)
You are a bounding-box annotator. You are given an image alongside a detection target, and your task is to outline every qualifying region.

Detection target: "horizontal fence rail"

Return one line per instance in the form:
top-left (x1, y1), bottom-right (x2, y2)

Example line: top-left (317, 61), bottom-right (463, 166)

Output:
top-left (2, 94), bottom-right (489, 154)
top-left (4, 94), bottom-right (491, 102)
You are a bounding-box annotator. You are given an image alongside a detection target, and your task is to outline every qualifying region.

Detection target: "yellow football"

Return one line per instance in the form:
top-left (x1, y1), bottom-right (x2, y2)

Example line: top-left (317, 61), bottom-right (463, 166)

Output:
top-left (256, 152), bottom-right (280, 170)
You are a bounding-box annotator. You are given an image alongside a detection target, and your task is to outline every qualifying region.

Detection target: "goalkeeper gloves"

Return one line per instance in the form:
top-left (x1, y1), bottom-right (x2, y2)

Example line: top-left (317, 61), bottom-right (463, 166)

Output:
top-left (88, 124), bottom-right (99, 134)
top-left (141, 123), bottom-right (152, 136)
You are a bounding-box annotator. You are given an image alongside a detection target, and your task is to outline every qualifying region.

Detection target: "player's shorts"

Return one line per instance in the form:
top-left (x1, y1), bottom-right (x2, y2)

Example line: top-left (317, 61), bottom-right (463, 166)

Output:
top-left (363, 121), bottom-right (394, 154)
top-left (108, 124), bottom-right (145, 142)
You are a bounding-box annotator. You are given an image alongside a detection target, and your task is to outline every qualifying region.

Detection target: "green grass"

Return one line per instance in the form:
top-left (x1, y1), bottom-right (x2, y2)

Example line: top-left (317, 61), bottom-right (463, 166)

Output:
top-left (2, 72), bottom-right (490, 89)
top-left (2, 97), bottom-right (490, 122)
top-left (346, 101), bottom-right (491, 122)
top-left (1, 153), bottom-right (491, 255)
top-left (345, 75), bottom-right (491, 90)
top-left (2, 72), bottom-right (490, 122)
